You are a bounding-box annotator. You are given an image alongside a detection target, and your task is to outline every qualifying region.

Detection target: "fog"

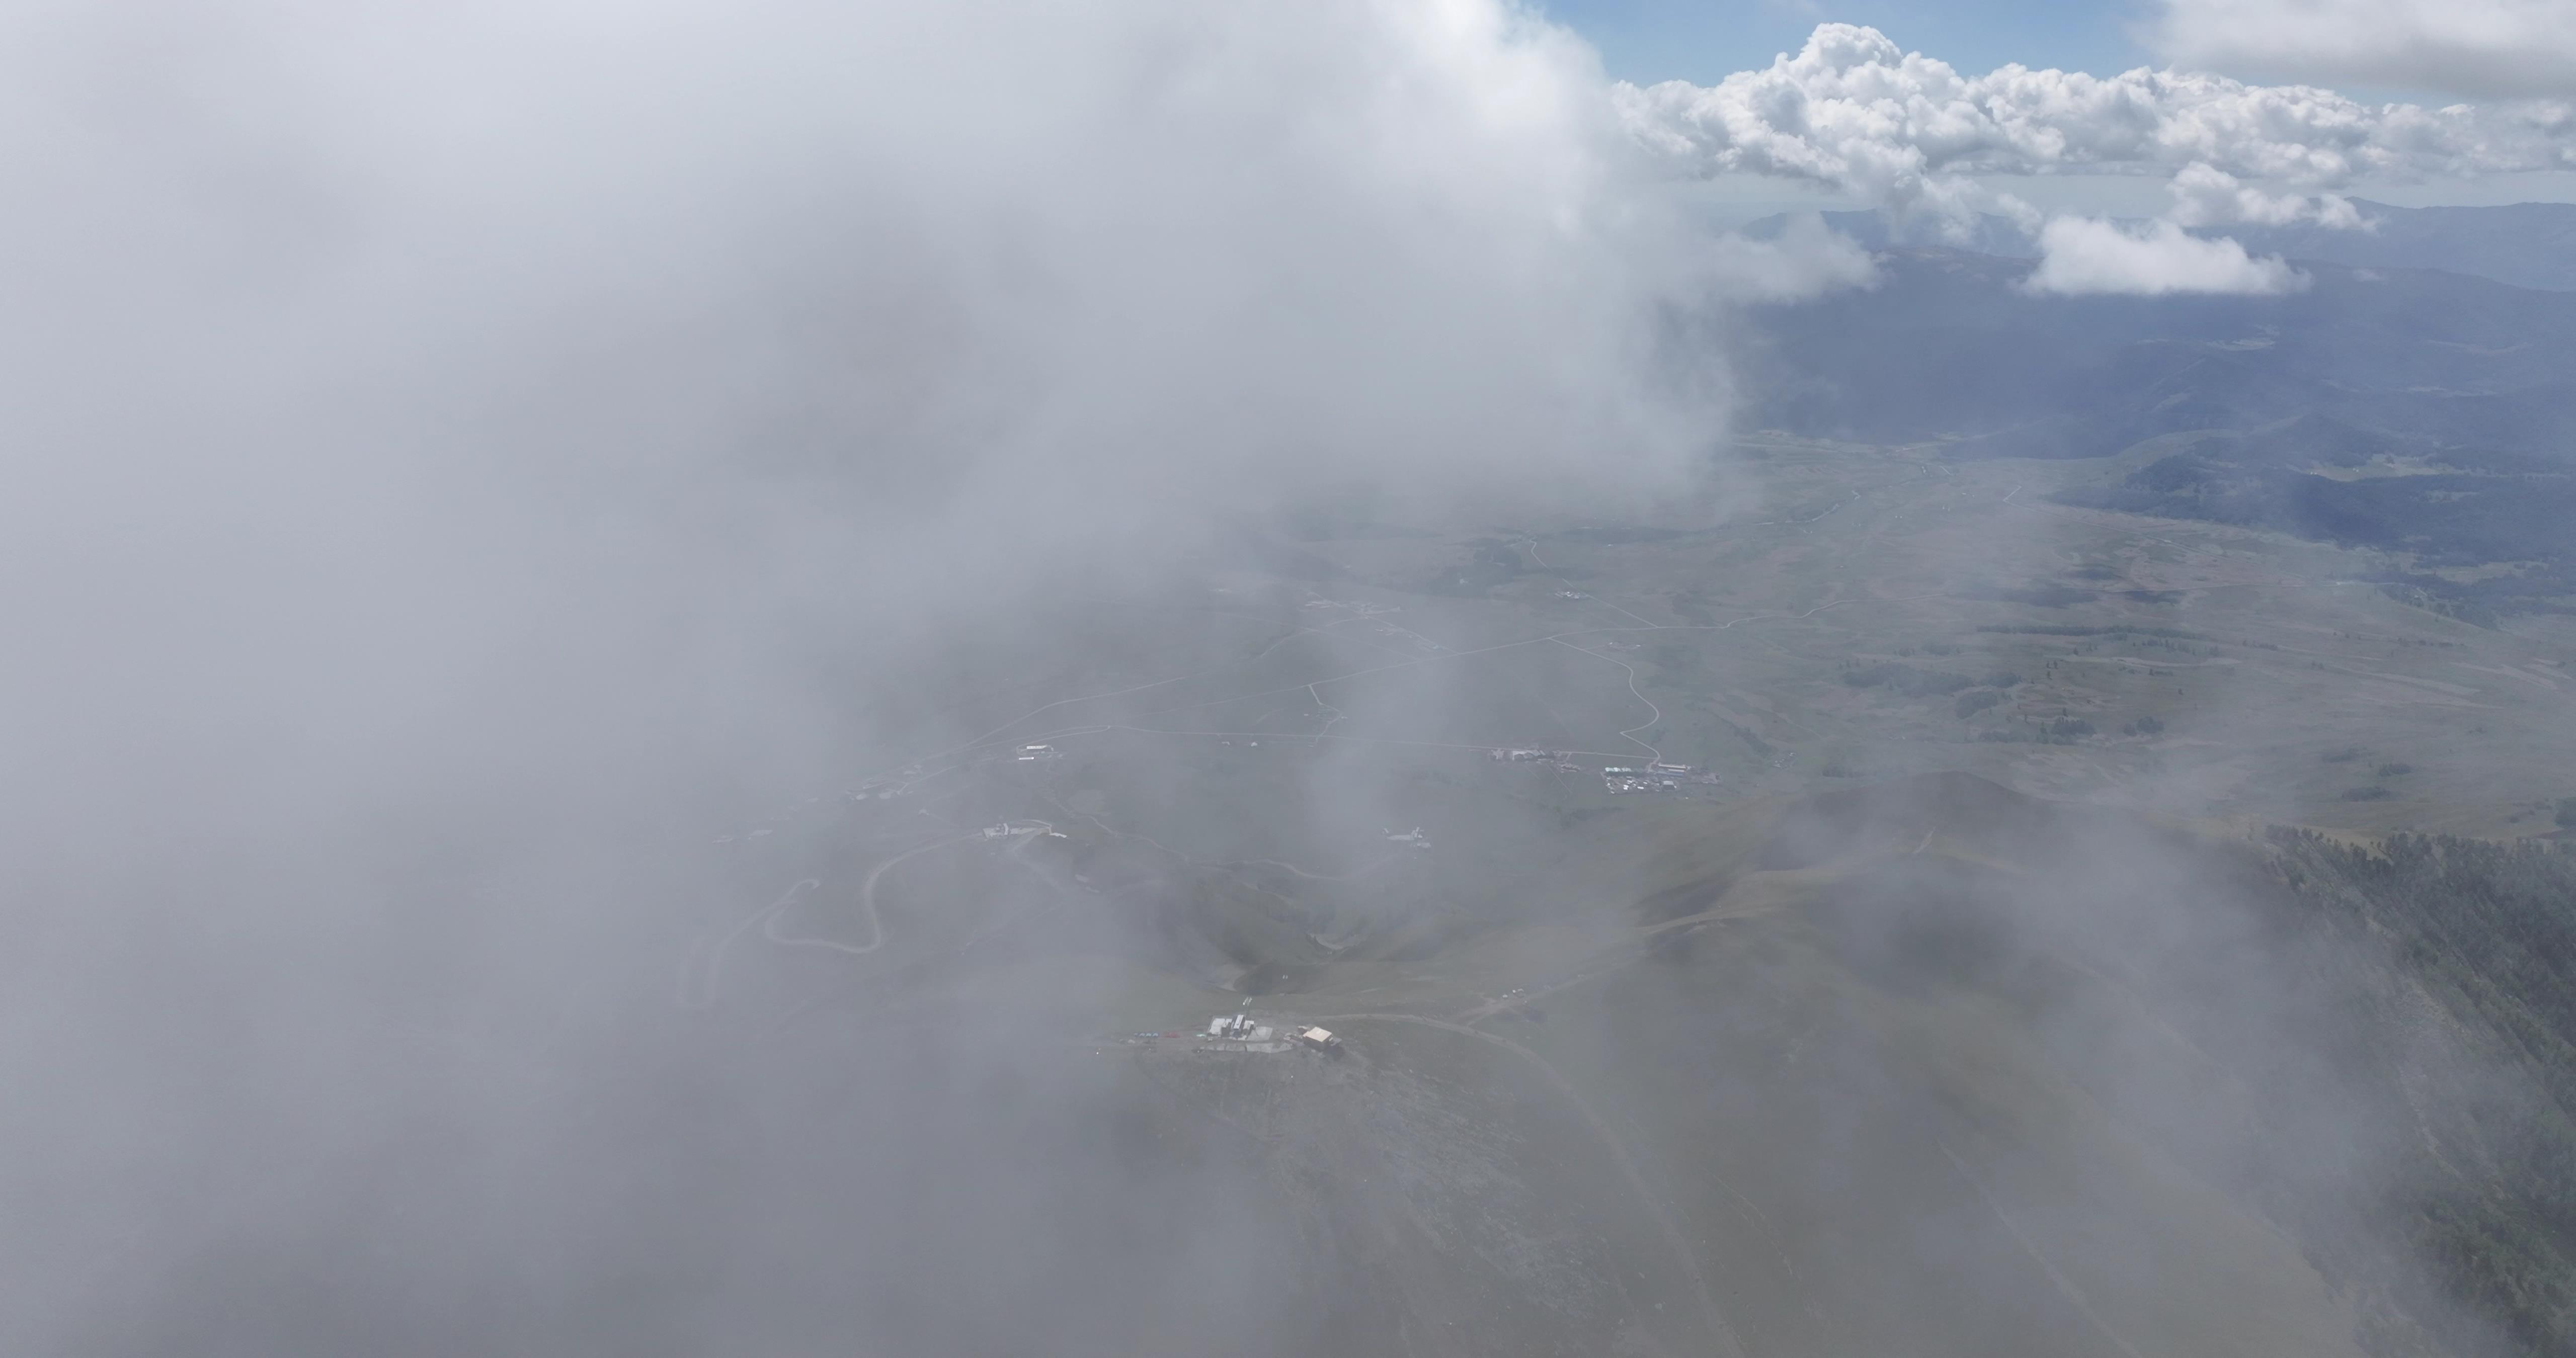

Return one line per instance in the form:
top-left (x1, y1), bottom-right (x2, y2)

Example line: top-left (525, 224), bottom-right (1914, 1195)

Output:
top-left (0, 1), bottom-right (1770, 1352)
top-left (6, 3), bottom-right (2565, 1355)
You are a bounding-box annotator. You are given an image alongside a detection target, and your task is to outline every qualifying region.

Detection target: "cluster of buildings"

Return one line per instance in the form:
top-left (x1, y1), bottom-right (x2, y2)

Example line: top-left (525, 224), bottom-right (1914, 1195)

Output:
top-left (1014, 744), bottom-right (1063, 762)
top-left (1108, 1016), bottom-right (1346, 1059)
top-left (1195, 1012), bottom-right (1291, 1053)
top-left (1192, 1013), bottom-right (1342, 1055)
top-left (1383, 826), bottom-right (1432, 851)
top-left (1601, 761), bottom-right (1722, 794)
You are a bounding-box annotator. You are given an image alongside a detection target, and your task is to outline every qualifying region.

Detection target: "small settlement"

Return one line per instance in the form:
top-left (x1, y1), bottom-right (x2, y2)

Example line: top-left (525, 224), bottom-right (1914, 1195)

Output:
top-left (1106, 1013), bottom-right (1349, 1057)
top-left (1601, 761), bottom-right (1723, 795)
top-left (1199, 1011), bottom-right (1293, 1053)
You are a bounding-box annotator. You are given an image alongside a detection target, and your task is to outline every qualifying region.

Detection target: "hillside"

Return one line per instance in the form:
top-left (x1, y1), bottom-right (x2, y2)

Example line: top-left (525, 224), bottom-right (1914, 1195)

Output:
top-left (1734, 248), bottom-right (2576, 617)
top-left (1197, 775), bottom-right (2576, 1357)
top-left (727, 771), bottom-right (2576, 1357)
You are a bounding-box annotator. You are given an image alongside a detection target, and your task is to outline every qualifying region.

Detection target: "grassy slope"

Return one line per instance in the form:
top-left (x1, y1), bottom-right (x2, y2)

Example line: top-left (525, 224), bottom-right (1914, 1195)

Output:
top-left (1213, 776), bottom-right (2576, 1357)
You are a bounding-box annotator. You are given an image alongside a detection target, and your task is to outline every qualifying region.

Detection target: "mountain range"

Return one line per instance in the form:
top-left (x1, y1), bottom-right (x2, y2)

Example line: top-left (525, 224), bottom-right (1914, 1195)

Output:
top-left (1735, 203), bottom-right (2576, 620)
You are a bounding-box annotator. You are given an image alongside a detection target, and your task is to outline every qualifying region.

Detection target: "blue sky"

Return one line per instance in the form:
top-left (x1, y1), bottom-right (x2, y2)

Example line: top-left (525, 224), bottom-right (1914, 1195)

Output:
top-left (1544, 0), bottom-right (2153, 86)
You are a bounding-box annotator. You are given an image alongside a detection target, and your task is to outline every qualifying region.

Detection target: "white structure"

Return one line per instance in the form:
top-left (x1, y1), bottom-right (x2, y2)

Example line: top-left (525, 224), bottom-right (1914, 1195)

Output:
top-left (1197, 1010), bottom-right (1292, 1053)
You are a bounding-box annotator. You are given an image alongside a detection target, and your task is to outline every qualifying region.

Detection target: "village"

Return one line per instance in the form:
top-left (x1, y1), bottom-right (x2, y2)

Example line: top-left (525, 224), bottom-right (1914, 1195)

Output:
top-left (1488, 747), bottom-right (1723, 794)
top-left (1110, 1009), bottom-right (1345, 1057)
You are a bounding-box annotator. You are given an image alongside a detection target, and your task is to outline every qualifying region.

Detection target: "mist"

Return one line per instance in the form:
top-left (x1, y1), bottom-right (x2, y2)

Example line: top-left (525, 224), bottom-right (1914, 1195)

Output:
top-left (8, 3), bottom-right (2573, 1355)
top-left (0, 1), bottom-right (1761, 1352)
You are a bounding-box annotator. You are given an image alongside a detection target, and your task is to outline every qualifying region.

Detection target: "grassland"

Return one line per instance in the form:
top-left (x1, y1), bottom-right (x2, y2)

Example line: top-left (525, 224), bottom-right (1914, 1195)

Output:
top-left (682, 439), bottom-right (2576, 1357)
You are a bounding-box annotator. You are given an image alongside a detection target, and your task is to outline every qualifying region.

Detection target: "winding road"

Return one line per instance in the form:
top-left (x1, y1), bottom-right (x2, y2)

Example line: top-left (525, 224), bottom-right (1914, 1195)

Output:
top-left (765, 831), bottom-right (984, 957)
top-left (683, 831), bottom-right (990, 1008)
top-left (680, 877), bottom-right (820, 1009)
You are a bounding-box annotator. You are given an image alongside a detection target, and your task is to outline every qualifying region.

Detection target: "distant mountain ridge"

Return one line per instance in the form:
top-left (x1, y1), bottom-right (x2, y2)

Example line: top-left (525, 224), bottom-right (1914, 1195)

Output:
top-left (1743, 200), bottom-right (2576, 292)
top-left (1736, 247), bottom-right (2576, 618)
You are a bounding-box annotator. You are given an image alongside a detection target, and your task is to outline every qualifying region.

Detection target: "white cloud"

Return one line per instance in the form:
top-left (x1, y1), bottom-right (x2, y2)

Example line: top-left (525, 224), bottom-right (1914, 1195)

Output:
top-left (0, 3), bottom-right (1820, 1342)
top-left (2152, 0), bottom-right (2576, 99)
top-left (2023, 217), bottom-right (2310, 295)
top-left (2165, 162), bottom-right (2364, 227)
top-left (1614, 23), bottom-right (2576, 223)
top-left (1700, 213), bottom-right (1883, 299)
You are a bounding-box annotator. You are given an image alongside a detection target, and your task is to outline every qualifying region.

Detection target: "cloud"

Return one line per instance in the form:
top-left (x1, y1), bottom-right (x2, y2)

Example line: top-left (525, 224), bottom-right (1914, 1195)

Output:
top-left (2164, 162), bottom-right (2365, 227)
top-left (1614, 23), bottom-right (2576, 221)
top-left (2151, 0), bottom-right (2576, 99)
top-left (1700, 212), bottom-right (1883, 299)
top-left (2022, 217), bottom-right (2311, 294)
top-left (0, 1), bottom-right (1813, 1349)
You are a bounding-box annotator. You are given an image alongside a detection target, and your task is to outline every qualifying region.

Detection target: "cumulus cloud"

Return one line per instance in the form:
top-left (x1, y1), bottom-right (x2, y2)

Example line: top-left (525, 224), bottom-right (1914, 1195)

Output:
top-left (2022, 217), bottom-right (2311, 295)
top-left (2153, 0), bottom-right (2576, 99)
top-left (1615, 22), bottom-right (2576, 221)
top-left (2164, 162), bottom-right (2365, 227)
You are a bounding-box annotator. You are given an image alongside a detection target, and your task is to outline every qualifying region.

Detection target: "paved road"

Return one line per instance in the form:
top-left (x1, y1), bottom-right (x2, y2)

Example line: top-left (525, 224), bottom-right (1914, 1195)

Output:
top-left (765, 832), bottom-right (983, 957)
top-left (683, 831), bottom-right (988, 1007)
top-left (680, 877), bottom-right (820, 1009)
